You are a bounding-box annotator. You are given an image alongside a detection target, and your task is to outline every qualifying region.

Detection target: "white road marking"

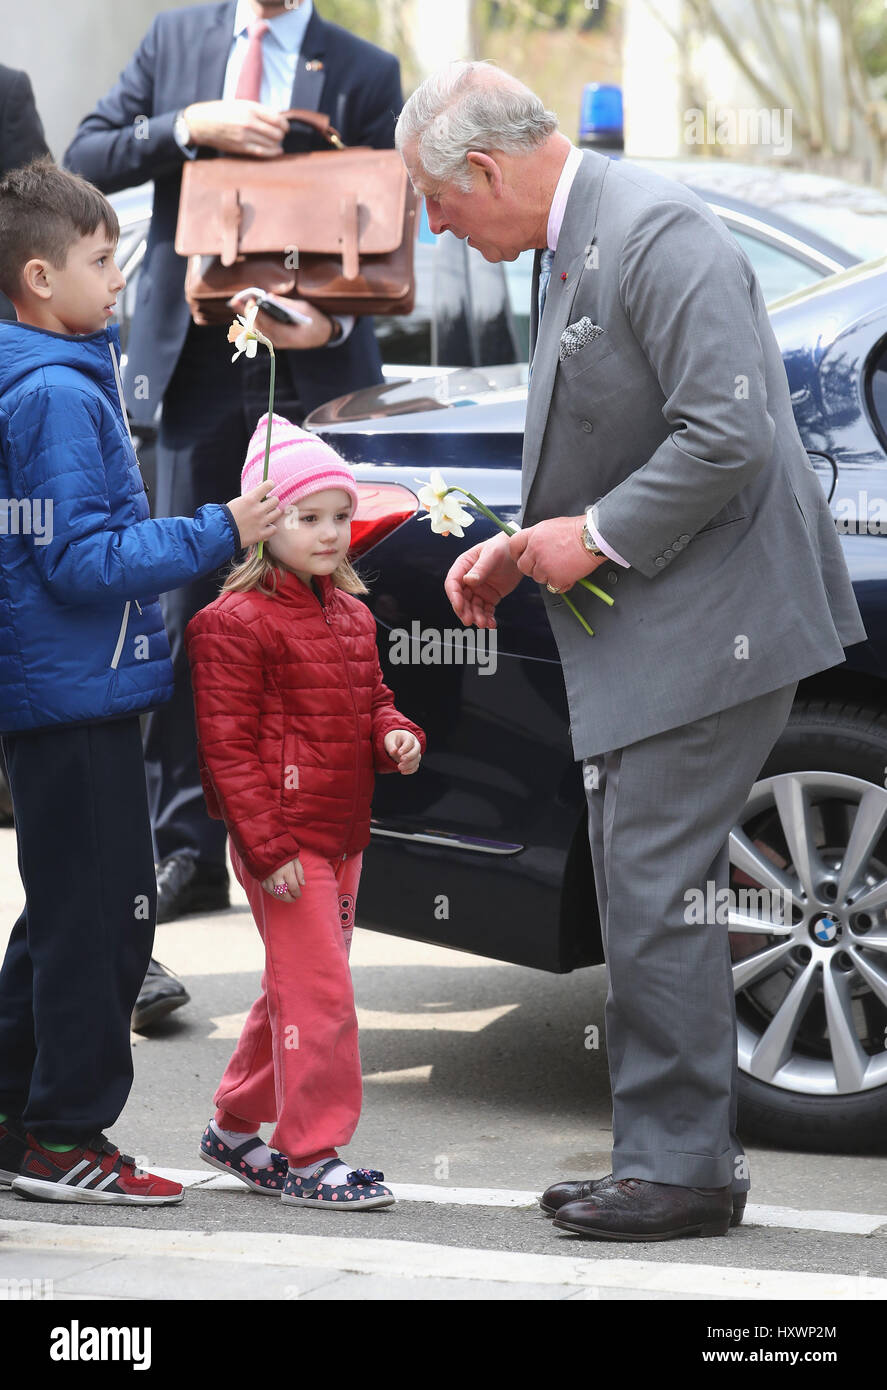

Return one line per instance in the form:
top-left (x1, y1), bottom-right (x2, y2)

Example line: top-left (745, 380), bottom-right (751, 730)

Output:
top-left (356, 1003), bottom-right (519, 1032)
top-left (0, 1219), bottom-right (883, 1299)
top-left (364, 1065), bottom-right (434, 1084)
top-left (154, 1170), bottom-right (887, 1234)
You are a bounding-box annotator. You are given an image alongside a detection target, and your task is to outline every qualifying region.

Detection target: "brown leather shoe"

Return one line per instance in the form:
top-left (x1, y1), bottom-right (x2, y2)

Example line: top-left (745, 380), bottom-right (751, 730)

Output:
top-left (540, 1173), bottom-right (746, 1227)
top-left (551, 1176), bottom-right (732, 1241)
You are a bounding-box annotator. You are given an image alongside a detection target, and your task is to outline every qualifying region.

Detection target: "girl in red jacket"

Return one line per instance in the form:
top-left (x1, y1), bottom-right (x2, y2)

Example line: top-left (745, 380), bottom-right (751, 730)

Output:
top-left (185, 414), bottom-right (426, 1211)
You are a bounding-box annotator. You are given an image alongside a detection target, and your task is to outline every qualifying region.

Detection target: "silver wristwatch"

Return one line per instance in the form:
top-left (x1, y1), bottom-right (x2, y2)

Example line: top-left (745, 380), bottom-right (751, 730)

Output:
top-left (581, 505), bottom-right (605, 557)
top-left (173, 109), bottom-right (195, 151)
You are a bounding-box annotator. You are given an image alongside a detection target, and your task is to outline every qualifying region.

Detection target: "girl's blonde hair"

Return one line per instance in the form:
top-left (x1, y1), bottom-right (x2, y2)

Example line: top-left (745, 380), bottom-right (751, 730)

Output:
top-left (221, 544), bottom-right (369, 598)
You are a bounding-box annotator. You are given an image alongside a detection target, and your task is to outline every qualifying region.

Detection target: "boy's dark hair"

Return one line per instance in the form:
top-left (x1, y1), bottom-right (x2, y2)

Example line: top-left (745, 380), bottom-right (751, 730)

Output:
top-left (0, 155), bottom-right (120, 301)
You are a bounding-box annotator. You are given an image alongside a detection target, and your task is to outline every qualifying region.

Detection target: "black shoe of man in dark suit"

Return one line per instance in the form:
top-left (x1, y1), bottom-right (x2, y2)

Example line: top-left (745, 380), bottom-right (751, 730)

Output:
top-left (540, 1173), bottom-right (746, 1229)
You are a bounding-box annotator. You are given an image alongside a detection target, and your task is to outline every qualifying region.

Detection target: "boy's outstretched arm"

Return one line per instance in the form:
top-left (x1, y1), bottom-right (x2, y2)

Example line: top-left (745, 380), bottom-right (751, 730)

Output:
top-left (3, 385), bottom-right (277, 602)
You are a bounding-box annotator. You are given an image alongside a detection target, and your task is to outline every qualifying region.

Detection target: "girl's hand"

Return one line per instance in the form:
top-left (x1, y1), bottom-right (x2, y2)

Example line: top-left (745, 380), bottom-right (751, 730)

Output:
top-left (384, 730), bottom-right (422, 774)
top-left (261, 856), bottom-right (305, 900)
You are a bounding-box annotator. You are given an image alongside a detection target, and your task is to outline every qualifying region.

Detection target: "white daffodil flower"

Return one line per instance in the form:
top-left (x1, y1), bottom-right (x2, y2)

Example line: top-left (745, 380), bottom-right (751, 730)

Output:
top-left (414, 470), bottom-right (476, 537)
top-left (227, 301), bottom-right (274, 362)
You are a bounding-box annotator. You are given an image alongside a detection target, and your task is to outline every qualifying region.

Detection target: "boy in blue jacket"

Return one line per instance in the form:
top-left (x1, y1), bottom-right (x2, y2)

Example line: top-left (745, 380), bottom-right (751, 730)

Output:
top-left (0, 158), bottom-right (281, 1204)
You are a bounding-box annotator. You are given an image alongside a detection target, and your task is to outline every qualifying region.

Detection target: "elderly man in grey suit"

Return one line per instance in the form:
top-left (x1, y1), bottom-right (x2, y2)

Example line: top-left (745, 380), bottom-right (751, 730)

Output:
top-left (396, 63), bottom-right (867, 1243)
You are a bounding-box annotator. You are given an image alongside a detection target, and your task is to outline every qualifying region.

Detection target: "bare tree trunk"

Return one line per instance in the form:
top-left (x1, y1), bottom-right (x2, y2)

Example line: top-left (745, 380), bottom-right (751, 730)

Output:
top-left (684, 0), bottom-right (813, 144)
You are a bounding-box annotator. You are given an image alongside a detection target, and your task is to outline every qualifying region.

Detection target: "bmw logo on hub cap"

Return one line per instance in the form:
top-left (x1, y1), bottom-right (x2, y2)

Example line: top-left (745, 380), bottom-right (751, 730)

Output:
top-left (811, 913), bottom-right (841, 945)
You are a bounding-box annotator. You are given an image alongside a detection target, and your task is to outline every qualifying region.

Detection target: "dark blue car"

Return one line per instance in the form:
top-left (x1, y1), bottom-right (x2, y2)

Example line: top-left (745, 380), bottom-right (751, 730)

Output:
top-left (304, 254), bottom-right (887, 1154)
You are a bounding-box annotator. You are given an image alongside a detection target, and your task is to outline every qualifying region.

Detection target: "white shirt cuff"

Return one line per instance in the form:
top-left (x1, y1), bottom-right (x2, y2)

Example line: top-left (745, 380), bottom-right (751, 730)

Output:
top-left (325, 314), bottom-right (355, 348)
top-left (589, 506), bottom-right (630, 568)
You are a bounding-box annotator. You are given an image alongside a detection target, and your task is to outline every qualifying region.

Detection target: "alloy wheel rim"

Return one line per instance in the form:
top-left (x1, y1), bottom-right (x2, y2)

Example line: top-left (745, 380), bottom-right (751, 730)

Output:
top-left (729, 771), bottom-right (887, 1095)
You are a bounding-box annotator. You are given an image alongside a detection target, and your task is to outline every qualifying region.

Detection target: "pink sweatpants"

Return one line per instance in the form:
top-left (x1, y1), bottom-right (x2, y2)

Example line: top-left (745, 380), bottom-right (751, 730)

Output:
top-left (214, 838), bottom-right (364, 1167)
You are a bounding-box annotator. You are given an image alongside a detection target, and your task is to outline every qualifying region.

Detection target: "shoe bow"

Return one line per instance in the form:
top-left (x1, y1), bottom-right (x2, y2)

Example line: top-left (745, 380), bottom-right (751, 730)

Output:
top-left (347, 1168), bottom-right (384, 1184)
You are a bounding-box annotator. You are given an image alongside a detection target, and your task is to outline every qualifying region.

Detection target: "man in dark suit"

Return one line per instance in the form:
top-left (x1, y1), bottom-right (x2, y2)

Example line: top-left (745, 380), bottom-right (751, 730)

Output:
top-left (0, 66), bottom-right (49, 319)
top-left (65, 1), bottom-right (403, 922)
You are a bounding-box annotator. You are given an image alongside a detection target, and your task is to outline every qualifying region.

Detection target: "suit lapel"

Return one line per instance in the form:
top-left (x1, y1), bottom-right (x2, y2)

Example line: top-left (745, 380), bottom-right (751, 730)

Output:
top-left (202, 0), bottom-right (237, 101)
top-left (288, 7), bottom-right (327, 117)
top-left (521, 151), bottom-right (612, 517)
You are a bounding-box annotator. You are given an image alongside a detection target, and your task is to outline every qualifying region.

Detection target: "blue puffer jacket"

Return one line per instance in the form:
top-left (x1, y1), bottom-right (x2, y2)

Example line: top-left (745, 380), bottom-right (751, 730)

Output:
top-left (0, 321), bottom-right (240, 734)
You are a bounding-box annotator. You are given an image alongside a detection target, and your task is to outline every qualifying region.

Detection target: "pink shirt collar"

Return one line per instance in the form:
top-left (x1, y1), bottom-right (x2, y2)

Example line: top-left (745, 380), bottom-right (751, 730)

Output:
top-left (546, 143), bottom-right (584, 251)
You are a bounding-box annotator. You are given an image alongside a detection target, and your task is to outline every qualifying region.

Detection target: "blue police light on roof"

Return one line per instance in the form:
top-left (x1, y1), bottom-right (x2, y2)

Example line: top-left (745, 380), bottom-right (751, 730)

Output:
top-left (580, 83), bottom-right (624, 151)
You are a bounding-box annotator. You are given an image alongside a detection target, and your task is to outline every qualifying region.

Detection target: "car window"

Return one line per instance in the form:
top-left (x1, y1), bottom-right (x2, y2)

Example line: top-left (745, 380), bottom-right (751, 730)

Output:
top-left (727, 229), bottom-right (829, 303)
top-left (499, 224), bottom-right (828, 363)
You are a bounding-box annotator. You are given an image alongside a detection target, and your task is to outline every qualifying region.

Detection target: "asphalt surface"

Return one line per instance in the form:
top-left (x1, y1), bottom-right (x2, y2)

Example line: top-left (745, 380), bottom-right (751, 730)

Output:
top-left (2, 828), bottom-right (887, 1293)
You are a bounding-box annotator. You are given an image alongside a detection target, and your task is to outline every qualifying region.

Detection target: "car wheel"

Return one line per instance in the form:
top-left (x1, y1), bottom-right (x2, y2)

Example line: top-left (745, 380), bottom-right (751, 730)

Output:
top-left (730, 699), bottom-right (887, 1152)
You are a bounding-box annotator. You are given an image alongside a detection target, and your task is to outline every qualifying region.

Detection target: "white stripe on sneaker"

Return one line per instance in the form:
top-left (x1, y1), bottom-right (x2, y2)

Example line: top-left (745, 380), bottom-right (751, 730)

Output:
top-left (94, 1169), bottom-right (123, 1191)
top-left (74, 1166), bottom-right (105, 1188)
top-left (56, 1160), bottom-right (91, 1186)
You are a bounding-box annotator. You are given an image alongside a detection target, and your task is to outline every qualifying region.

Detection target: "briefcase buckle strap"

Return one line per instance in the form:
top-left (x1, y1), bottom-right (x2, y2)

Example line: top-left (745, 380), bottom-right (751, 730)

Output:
top-left (220, 188), bottom-right (242, 269)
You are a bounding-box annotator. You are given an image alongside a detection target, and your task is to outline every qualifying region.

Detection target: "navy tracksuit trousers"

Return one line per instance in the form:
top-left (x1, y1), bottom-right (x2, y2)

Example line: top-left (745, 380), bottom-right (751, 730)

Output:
top-left (0, 716), bottom-right (156, 1142)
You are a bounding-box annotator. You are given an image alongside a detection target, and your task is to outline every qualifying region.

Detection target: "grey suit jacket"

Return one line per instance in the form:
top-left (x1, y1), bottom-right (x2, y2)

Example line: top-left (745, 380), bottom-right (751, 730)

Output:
top-left (518, 149), bottom-right (867, 759)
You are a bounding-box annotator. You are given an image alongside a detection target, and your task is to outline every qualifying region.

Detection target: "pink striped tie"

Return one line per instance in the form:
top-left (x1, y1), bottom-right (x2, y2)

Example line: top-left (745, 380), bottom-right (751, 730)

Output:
top-left (235, 19), bottom-right (270, 101)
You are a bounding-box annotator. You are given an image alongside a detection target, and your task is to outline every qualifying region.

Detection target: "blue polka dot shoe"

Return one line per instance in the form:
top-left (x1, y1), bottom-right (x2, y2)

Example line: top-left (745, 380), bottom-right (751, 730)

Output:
top-left (281, 1158), bottom-right (395, 1210)
top-left (199, 1123), bottom-right (288, 1195)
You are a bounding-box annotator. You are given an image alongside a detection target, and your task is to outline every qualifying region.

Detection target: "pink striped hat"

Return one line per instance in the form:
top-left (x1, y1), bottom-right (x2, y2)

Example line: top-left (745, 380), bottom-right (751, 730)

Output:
top-left (240, 413), bottom-right (360, 515)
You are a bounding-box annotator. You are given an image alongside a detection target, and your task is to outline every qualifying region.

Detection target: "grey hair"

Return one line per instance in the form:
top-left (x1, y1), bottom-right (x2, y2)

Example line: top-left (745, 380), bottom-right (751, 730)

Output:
top-left (395, 61), bottom-right (558, 193)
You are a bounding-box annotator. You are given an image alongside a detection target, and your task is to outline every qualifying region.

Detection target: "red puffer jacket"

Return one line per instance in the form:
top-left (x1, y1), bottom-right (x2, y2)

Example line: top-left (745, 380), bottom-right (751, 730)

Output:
top-left (184, 567), bottom-right (426, 881)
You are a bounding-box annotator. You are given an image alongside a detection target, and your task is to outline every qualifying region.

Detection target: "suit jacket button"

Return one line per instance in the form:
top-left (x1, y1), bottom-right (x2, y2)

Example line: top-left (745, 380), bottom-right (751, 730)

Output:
top-left (663, 548), bottom-right (674, 559)
top-left (654, 556), bottom-right (666, 568)
top-left (607, 570), bottom-right (618, 583)
top-left (679, 534), bottom-right (690, 543)
top-left (581, 419), bottom-right (594, 432)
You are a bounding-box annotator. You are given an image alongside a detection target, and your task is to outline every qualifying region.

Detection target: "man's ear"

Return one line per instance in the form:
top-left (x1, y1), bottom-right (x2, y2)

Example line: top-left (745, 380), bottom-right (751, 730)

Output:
top-left (21, 258), bottom-right (53, 301)
top-left (466, 150), bottom-right (504, 194)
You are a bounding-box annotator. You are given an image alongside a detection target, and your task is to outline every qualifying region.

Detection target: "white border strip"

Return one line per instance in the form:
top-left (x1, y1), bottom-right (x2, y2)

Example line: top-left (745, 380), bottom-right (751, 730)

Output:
top-left (155, 1169), bottom-right (887, 1235)
top-left (1, 1219), bottom-right (884, 1299)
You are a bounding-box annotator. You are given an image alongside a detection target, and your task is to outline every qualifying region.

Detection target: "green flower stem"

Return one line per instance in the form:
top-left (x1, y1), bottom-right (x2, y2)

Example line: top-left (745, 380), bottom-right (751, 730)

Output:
top-left (256, 348), bottom-right (276, 561)
top-left (444, 487), bottom-right (614, 618)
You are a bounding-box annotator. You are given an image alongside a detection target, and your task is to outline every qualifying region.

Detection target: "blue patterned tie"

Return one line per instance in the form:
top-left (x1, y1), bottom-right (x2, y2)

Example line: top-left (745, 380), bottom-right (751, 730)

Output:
top-left (529, 247), bottom-right (555, 383)
top-left (538, 246), bottom-right (555, 320)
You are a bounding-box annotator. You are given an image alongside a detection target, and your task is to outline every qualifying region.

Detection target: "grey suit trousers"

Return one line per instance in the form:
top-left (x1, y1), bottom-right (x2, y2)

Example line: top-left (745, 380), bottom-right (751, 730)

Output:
top-left (582, 679), bottom-right (798, 1191)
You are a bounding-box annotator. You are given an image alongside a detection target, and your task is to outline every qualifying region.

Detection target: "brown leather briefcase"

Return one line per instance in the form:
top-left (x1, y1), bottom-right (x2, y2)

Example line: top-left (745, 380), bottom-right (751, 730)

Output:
top-left (175, 110), bottom-right (419, 329)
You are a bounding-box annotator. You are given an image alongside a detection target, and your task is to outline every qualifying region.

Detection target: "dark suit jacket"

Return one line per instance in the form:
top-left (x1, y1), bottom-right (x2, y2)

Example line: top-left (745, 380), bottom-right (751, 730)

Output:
top-left (0, 65), bottom-right (50, 320)
top-left (63, 2), bottom-right (403, 426)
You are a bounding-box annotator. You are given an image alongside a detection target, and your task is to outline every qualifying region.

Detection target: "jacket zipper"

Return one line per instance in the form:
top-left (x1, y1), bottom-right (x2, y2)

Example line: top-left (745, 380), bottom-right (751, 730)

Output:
top-left (317, 588), bottom-right (358, 861)
top-left (110, 599), bottom-right (130, 670)
top-left (108, 339), bottom-right (143, 623)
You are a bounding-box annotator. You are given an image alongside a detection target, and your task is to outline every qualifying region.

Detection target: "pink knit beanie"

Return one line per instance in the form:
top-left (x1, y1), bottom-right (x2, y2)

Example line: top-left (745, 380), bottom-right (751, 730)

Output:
top-left (240, 413), bottom-right (360, 514)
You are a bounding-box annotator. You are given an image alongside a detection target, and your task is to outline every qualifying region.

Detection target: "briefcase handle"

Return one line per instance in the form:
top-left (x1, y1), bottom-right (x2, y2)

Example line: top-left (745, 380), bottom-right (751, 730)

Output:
top-left (281, 108), bottom-right (347, 150)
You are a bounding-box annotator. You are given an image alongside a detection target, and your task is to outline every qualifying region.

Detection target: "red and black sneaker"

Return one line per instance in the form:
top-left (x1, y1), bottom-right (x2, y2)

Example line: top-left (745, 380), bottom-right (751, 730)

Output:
top-left (0, 1117), bottom-right (27, 1186)
top-left (12, 1133), bottom-right (184, 1205)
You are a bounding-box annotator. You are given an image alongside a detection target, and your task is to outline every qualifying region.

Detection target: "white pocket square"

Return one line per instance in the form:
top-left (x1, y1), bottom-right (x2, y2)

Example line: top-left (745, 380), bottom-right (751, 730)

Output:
top-left (559, 317), bottom-right (605, 361)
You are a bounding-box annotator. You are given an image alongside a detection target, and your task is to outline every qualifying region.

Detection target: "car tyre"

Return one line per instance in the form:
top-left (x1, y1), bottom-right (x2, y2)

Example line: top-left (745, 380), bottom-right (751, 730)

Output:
top-left (732, 698), bottom-right (887, 1152)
